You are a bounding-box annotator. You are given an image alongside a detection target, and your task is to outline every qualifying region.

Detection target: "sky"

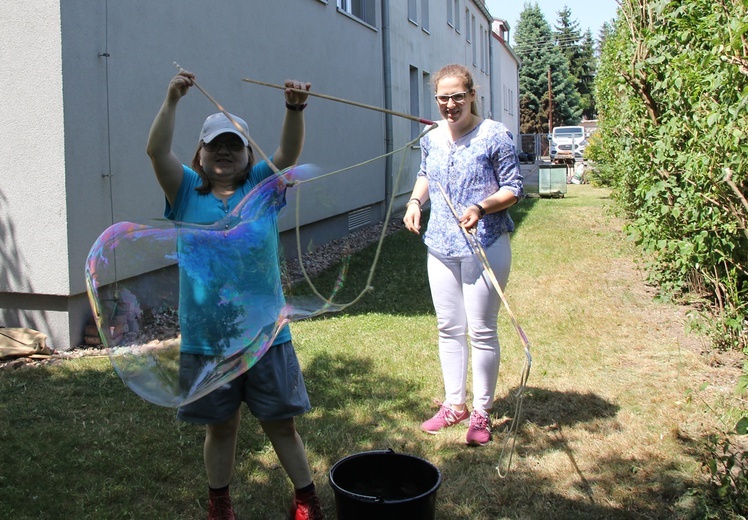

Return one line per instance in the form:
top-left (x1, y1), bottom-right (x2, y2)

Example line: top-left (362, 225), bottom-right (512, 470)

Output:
top-left (484, 0), bottom-right (619, 44)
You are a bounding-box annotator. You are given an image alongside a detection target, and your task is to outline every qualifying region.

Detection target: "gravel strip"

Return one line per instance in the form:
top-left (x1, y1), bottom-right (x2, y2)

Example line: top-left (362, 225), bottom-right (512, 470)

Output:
top-left (282, 217), bottom-right (405, 287)
top-left (1, 217), bottom-right (406, 369)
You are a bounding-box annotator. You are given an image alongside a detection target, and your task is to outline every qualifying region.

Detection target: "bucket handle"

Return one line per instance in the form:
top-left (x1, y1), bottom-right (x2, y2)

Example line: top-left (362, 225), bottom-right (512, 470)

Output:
top-left (339, 490), bottom-right (386, 503)
top-left (331, 448), bottom-right (396, 503)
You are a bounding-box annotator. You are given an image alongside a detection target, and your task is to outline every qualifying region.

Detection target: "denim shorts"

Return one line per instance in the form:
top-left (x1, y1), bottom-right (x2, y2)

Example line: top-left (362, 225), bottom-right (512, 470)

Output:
top-left (176, 341), bottom-right (311, 424)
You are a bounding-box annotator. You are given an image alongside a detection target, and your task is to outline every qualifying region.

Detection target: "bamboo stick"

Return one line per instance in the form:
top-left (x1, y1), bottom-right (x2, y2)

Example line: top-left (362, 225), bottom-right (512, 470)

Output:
top-left (242, 77), bottom-right (436, 125)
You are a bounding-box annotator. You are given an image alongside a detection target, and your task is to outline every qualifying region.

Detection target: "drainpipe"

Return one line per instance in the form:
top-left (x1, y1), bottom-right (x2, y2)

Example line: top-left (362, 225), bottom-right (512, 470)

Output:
top-left (489, 24), bottom-right (494, 119)
top-left (381, 0), bottom-right (393, 213)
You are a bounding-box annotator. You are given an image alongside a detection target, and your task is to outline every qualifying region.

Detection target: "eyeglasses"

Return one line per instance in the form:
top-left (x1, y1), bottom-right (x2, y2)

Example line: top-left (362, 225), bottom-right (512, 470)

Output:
top-left (435, 91), bottom-right (469, 105)
top-left (202, 140), bottom-right (246, 153)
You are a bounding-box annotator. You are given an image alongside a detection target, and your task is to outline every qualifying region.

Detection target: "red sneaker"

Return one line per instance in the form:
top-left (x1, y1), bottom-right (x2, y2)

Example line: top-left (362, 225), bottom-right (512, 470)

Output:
top-left (208, 492), bottom-right (235, 520)
top-left (290, 492), bottom-right (324, 520)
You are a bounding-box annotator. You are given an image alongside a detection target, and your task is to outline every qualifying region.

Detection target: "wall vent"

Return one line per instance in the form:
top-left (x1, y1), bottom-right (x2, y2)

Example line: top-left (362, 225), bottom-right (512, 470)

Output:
top-left (348, 206), bottom-right (371, 231)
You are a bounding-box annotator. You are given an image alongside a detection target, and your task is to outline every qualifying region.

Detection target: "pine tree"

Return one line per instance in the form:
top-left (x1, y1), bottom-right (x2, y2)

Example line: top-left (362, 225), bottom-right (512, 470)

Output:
top-left (597, 21), bottom-right (615, 52)
top-left (577, 30), bottom-right (597, 119)
top-left (514, 3), bottom-right (581, 133)
top-left (554, 6), bottom-right (581, 62)
top-left (554, 7), bottom-right (596, 120)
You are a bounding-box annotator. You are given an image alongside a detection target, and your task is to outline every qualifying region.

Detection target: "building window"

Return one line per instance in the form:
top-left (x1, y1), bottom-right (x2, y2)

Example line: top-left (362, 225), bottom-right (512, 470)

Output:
top-left (447, 0), bottom-right (453, 27)
top-left (409, 68), bottom-right (433, 139)
top-left (503, 86), bottom-right (516, 116)
top-left (421, 0), bottom-right (430, 33)
top-left (508, 89), bottom-right (515, 115)
top-left (480, 25), bottom-right (483, 71)
top-left (480, 25), bottom-right (485, 71)
top-left (453, 0), bottom-right (460, 32)
top-left (337, 0), bottom-right (376, 26)
top-left (465, 7), bottom-right (471, 42)
top-left (410, 66), bottom-right (420, 140)
top-left (471, 15), bottom-right (476, 65)
top-left (422, 71), bottom-right (432, 124)
top-left (408, 0), bottom-right (417, 24)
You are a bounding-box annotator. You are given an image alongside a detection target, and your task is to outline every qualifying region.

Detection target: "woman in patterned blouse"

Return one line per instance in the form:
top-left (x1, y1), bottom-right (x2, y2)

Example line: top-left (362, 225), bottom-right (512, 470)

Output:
top-left (403, 64), bottom-right (523, 446)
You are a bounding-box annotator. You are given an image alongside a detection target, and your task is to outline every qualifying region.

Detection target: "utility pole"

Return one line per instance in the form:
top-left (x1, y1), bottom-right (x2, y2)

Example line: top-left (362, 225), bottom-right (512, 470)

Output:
top-left (547, 67), bottom-right (553, 132)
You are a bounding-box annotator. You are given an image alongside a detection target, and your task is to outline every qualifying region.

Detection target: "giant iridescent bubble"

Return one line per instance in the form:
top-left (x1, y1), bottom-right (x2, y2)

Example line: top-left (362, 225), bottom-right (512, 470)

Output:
top-left (85, 166), bottom-right (349, 407)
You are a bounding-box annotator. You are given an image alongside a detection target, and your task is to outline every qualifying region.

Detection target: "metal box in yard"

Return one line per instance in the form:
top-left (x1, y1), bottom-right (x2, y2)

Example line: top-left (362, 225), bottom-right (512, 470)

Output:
top-left (538, 164), bottom-right (567, 198)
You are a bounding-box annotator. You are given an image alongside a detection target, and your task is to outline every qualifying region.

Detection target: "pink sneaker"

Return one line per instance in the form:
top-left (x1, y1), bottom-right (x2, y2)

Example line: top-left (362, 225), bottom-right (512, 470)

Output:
top-left (465, 410), bottom-right (491, 446)
top-left (421, 401), bottom-right (470, 433)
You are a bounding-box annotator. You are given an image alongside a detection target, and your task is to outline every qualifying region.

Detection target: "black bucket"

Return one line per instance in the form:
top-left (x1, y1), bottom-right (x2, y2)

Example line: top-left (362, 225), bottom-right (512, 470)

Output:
top-left (329, 449), bottom-right (442, 519)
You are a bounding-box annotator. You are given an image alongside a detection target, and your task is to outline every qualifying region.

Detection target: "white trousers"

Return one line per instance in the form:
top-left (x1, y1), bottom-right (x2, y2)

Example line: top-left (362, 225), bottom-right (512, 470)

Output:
top-left (427, 234), bottom-right (511, 413)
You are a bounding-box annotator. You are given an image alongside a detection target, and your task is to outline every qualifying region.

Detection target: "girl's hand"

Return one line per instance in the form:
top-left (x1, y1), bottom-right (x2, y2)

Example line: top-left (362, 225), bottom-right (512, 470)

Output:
top-left (403, 202), bottom-right (422, 234)
top-left (459, 205), bottom-right (482, 231)
top-left (284, 79), bottom-right (311, 107)
top-left (167, 71), bottom-right (195, 101)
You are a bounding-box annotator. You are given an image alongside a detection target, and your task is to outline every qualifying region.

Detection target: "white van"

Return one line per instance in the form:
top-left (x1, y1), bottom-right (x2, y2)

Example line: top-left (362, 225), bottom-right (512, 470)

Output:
top-left (549, 126), bottom-right (587, 162)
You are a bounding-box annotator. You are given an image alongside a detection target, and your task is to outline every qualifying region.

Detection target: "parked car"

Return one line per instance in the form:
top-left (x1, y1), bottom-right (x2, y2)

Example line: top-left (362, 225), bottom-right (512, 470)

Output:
top-left (549, 126), bottom-right (587, 164)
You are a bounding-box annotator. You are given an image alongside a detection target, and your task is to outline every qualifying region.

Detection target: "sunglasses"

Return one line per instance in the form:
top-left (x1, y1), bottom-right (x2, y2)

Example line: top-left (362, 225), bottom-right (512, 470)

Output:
top-left (202, 140), bottom-right (246, 153)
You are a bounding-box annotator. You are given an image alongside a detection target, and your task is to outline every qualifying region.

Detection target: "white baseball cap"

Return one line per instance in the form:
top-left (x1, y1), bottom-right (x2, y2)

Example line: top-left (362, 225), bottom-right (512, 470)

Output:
top-left (199, 112), bottom-right (249, 145)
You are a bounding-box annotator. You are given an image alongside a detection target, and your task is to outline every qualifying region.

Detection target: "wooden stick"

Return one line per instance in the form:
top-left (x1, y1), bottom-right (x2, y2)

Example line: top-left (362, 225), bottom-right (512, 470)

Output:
top-left (435, 181), bottom-right (531, 477)
top-left (242, 77), bottom-right (436, 125)
top-left (435, 182), bottom-right (531, 352)
top-left (173, 62), bottom-right (279, 173)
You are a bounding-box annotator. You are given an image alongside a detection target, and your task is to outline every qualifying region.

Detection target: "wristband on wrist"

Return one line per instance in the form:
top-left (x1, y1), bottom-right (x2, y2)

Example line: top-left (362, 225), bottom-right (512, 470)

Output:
top-left (285, 102), bottom-right (308, 112)
top-left (407, 198), bottom-right (422, 211)
top-left (474, 203), bottom-right (486, 219)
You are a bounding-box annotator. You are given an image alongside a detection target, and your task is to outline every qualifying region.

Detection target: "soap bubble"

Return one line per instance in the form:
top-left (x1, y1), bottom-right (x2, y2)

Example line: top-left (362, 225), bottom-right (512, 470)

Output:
top-left (85, 166), bottom-right (348, 407)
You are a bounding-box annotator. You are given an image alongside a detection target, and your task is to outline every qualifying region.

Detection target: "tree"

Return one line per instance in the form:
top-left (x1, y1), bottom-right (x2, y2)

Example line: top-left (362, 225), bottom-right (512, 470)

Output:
top-left (597, 20), bottom-right (615, 52)
top-left (591, 0), bottom-right (748, 356)
top-left (576, 30), bottom-right (597, 119)
top-left (554, 7), bottom-right (597, 119)
top-left (591, 4), bottom-right (748, 512)
top-left (553, 6), bottom-right (581, 61)
top-left (514, 3), bottom-right (581, 133)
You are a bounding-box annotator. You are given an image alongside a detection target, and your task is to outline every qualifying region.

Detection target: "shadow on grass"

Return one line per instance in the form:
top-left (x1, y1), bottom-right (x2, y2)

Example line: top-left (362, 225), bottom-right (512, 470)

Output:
top-left (498, 386), bottom-right (620, 428)
top-left (276, 201), bottom-right (710, 515)
top-left (0, 189), bottom-right (710, 518)
top-left (300, 355), bottom-right (700, 519)
top-left (0, 362), bottom-right (210, 519)
top-left (0, 351), bottom-right (710, 519)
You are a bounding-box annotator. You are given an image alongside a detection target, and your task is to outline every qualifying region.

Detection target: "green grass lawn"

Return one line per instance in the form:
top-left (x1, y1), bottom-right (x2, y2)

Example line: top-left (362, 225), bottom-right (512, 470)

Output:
top-left (1, 185), bottom-right (742, 519)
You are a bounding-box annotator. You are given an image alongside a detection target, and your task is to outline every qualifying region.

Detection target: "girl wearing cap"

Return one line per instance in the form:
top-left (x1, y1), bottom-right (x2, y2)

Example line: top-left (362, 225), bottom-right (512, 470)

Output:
top-left (147, 70), bottom-right (323, 520)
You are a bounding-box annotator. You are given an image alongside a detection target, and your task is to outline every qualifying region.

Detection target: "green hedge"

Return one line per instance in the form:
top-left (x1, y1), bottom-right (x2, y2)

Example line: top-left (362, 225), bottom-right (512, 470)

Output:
top-left (589, 0), bottom-right (748, 352)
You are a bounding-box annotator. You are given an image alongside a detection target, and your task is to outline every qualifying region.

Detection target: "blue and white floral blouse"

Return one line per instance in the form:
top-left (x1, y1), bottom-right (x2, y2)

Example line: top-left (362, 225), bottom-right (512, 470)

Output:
top-left (418, 118), bottom-right (524, 257)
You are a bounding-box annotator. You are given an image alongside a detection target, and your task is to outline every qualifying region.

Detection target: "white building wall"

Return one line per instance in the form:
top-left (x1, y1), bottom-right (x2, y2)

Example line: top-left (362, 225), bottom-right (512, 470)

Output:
top-left (387, 0), bottom-right (502, 199)
top-left (0, 1), bottom-right (74, 343)
top-left (490, 22), bottom-right (521, 144)
top-left (0, 1), bottom-right (69, 295)
top-left (0, 0), bottom-right (518, 349)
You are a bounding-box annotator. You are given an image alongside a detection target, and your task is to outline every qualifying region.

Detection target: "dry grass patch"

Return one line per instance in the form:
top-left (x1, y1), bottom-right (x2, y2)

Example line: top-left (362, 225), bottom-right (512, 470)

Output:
top-left (1, 184), bottom-right (744, 519)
